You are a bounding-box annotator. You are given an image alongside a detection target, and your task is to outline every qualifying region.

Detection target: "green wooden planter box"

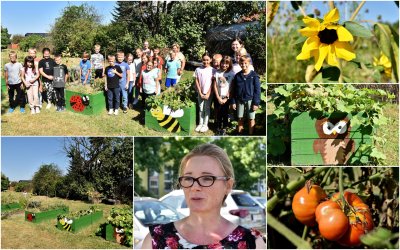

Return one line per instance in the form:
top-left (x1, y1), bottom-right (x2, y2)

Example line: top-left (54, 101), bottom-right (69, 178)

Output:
top-left (25, 207), bottom-right (69, 223)
top-left (145, 104), bottom-right (196, 135)
top-left (1, 78), bottom-right (6, 95)
top-left (291, 112), bottom-right (373, 165)
top-left (105, 224), bottom-right (115, 241)
top-left (57, 210), bottom-right (103, 233)
top-left (65, 89), bottom-right (106, 115)
top-left (1, 203), bottom-right (21, 212)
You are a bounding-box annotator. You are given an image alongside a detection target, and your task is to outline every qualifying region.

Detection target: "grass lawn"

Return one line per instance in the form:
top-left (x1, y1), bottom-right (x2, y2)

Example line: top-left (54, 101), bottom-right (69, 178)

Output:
top-left (1, 191), bottom-right (129, 249)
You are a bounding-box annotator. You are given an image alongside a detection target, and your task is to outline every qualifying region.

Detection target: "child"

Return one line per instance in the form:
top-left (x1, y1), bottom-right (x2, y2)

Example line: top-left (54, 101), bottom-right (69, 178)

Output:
top-left (212, 54), bottom-right (223, 70)
top-left (141, 61), bottom-right (159, 108)
top-left (142, 40), bottom-right (153, 57)
top-left (28, 48), bottom-right (43, 109)
top-left (53, 54), bottom-right (69, 112)
top-left (105, 55), bottom-right (123, 115)
top-left (91, 44), bottom-right (105, 79)
top-left (126, 53), bottom-right (136, 109)
top-left (138, 54), bottom-right (150, 99)
top-left (152, 59), bottom-right (162, 95)
top-left (21, 56), bottom-right (40, 114)
top-left (230, 55), bottom-right (261, 135)
top-left (232, 48), bottom-right (254, 74)
top-left (213, 56), bottom-right (235, 135)
top-left (39, 47), bottom-right (56, 109)
top-left (115, 51), bottom-right (130, 113)
top-left (195, 52), bottom-right (216, 133)
top-left (4, 51), bottom-right (24, 113)
top-left (79, 51), bottom-right (91, 85)
top-left (152, 47), bottom-right (164, 70)
top-left (164, 51), bottom-right (181, 88)
top-left (133, 48), bottom-right (143, 105)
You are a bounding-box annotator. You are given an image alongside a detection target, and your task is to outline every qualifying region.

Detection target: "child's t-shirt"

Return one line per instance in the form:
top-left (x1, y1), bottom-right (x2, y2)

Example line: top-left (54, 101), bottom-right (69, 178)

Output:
top-left (142, 69), bottom-right (158, 94)
top-left (4, 62), bottom-right (23, 85)
top-left (79, 59), bottom-right (92, 81)
top-left (195, 66), bottom-right (216, 95)
top-left (115, 61), bottom-right (130, 86)
top-left (128, 62), bottom-right (136, 83)
top-left (90, 53), bottom-right (104, 70)
top-left (38, 57), bottom-right (56, 81)
top-left (53, 64), bottom-right (68, 88)
top-left (215, 70), bottom-right (235, 98)
top-left (105, 65), bottom-right (122, 89)
top-left (24, 68), bottom-right (39, 86)
top-left (165, 59), bottom-right (181, 79)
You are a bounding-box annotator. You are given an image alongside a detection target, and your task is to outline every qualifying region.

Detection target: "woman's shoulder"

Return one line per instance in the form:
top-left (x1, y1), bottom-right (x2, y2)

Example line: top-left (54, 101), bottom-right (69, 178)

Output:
top-left (220, 226), bottom-right (262, 249)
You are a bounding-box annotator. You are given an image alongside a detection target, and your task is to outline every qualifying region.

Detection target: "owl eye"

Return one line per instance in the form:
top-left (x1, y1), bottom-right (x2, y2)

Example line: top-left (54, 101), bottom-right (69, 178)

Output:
top-left (322, 122), bottom-right (334, 135)
top-left (335, 121), bottom-right (348, 134)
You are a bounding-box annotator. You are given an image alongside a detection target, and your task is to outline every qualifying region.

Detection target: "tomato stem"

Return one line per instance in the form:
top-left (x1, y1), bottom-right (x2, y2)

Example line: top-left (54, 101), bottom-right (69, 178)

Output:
top-left (302, 225), bottom-right (308, 239)
top-left (339, 167), bottom-right (345, 209)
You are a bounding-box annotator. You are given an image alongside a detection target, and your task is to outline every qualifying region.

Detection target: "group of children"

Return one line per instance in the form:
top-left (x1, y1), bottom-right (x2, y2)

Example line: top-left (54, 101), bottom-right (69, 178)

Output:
top-left (4, 41), bottom-right (260, 135)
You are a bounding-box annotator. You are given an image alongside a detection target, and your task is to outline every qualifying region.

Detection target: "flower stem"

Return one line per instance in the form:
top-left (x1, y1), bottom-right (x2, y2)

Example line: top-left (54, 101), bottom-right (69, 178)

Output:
top-left (337, 59), bottom-right (344, 83)
top-left (350, 0), bottom-right (366, 21)
top-left (298, 5), bottom-right (307, 17)
top-left (328, 1), bottom-right (335, 10)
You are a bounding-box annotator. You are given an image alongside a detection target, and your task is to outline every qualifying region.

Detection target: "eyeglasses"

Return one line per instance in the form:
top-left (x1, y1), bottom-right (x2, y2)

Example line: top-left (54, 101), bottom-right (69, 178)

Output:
top-left (178, 175), bottom-right (230, 188)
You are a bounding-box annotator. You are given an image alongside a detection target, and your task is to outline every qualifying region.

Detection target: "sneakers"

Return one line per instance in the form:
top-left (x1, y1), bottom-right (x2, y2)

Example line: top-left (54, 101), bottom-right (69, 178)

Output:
top-left (20, 107), bottom-right (25, 113)
top-left (114, 109), bottom-right (119, 115)
top-left (128, 103), bottom-right (133, 110)
top-left (56, 106), bottom-right (60, 112)
top-left (200, 125), bottom-right (209, 133)
top-left (8, 108), bottom-right (14, 113)
top-left (35, 107), bottom-right (40, 114)
top-left (108, 109), bottom-right (114, 115)
top-left (46, 103), bottom-right (52, 109)
top-left (123, 107), bottom-right (128, 113)
top-left (195, 124), bottom-right (203, 132)
top-left (31, 108), bottom-right (35, 115)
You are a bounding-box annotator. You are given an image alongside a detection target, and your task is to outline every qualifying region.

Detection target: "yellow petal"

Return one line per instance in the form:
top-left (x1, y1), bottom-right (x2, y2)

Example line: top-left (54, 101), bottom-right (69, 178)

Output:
top-left (337, 26), bottom-right (353, 41)
top-left (327, 45), bottom-right (339, 67)
top-left (334, 41), bottom-right (356, 61)
top-left (297, 37), bottom-right (320, 60)
top-left (303, 16), bottom-right (321, 29)
top-left (315, 44), bottom-right (329, 71)
top-left (373, 57), bottom-right (379, 66)
top-left (323, 8), bottom-right (339, 24)
top-left (296, 50), bottom-right (312, 60)
top-left (299, 27), bottom-right (319, 37)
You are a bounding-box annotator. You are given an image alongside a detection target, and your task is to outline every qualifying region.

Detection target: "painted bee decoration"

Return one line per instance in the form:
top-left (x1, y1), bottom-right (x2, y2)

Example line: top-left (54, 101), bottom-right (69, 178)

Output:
top-left (59, 217), bottom-right (73, 231)
top-left (150, 106), bottom-right (183, 133)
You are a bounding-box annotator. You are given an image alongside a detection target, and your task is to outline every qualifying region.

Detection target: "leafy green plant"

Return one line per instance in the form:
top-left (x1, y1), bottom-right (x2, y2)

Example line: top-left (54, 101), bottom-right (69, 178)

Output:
top-left (268, 84), bottom-right (394, 165)
top-left (66, 78), bottom-right (104, 94)
top-left (57, 206), bottom-right (100, 220)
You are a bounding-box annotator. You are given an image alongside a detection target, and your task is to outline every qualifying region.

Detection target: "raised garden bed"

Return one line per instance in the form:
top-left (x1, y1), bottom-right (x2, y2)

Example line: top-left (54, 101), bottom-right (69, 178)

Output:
top-left (65, 89), bottom-right (106, 115)
top-left (25, 207), bottom-right (69, 223)
top-left (291, 111), bottom-right (373, 165)
top-left (57, 209), bottom-right (103, 233)
top-left (1, 203), bottom-right (22, 212)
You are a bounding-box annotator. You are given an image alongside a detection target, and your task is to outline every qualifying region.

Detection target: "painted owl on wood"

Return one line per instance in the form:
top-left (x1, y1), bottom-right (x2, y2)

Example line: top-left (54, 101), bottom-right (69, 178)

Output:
top-left (313, 117), bottom-right (355, 165)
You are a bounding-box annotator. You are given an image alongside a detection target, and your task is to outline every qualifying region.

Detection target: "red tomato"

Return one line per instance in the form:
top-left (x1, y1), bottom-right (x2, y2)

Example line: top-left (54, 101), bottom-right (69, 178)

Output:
top-left (292, 185), bottom-right (327, 226)
top-left (315, 200), bottom-right (349, 241)
top-left (331, 191), bottom-right (374, 246)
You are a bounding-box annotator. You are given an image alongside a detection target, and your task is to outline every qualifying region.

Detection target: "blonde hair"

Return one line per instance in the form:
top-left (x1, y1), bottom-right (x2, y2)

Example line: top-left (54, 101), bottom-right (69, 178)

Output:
top-left (94, 44), bottom-right (101, 49)
top-left (9, 51), bottom-right (17, 57)
top-left (213, 53), bottom-right (223, 61)
top-left (179, 144), bottom-right (235, 181)
top-left (28, 48), bottom-right (37, 54)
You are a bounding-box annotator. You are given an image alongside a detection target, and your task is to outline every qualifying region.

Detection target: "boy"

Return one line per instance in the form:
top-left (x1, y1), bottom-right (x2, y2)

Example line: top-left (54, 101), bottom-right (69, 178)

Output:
top-left (79, 51), bottom-right (91, 85)
top-left (105, 55), bottom-right (123, 115)
top-left (230, 55), bottom-right (260, 135)
top-left (91, 44), bottom-right (105, 79)
top-left (133, 48), bottom-right (143, 105)
top-left (115, 51), bottom-right (130, 113)
top-left (4, 51), bottom-right (25, 113)
top-left (164, 51), bottom-right (181, 88)
top-left (212, 53), bottom-right (223, 70)
top-left (39, 48), bottom-right (56, 109)
top-left (53, 54), bottom-right (69, 111)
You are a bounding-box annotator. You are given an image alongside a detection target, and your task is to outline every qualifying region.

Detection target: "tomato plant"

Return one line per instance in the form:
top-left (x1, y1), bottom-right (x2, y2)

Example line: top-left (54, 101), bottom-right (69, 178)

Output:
top-left (292, 185), bottom-right (327, 226)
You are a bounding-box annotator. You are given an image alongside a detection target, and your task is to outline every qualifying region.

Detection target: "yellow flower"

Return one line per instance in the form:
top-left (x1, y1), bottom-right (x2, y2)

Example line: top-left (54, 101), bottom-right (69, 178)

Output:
top-left (374, 52), bottom-right (392, 77)
top-left (296, 8), bottom-right (356, 71)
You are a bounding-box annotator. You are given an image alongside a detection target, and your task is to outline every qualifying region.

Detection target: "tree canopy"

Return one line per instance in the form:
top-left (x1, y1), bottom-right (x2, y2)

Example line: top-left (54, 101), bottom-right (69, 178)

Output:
top-left (1, 26), bottom-right (11, 49)
top-left (32, 164), bottom-right (63, 197)
top-left (1, 172), bottom-right (10, 191)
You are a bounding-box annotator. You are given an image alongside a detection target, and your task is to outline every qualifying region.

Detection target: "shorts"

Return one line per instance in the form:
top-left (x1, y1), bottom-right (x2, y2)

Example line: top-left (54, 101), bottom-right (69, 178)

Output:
top-left (237, 100), bottom-right (255, 120)
top-left (94, 69), bottom-right (103, 78)
top-left (165, 78), bottom-right (177, 88)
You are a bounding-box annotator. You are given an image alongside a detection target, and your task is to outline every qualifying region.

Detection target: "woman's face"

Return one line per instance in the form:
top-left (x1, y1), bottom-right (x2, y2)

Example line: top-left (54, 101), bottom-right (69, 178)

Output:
top-left (181, 156), bottom-right (233, 214)
top-left (231, 40), bottom-right (242, 52)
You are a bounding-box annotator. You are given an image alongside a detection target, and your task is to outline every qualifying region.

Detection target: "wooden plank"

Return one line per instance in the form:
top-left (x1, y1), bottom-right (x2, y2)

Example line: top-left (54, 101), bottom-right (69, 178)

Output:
top-left (65, 90), bottom-right (107, 115)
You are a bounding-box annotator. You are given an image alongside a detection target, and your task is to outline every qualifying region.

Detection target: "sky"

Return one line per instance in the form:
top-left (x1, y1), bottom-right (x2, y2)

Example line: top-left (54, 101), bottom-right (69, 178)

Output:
top-left (1, 137), bottom-right (69, 181)
top-left (1, 0), bottom-right (116, 35)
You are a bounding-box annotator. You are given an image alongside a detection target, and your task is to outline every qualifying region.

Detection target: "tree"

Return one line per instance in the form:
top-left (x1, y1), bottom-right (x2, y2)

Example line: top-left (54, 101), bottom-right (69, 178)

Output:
top-left (1, 172), bottom-right (10, 191)
top-left (50, 3), bottom-right (102, 54)
top-left (11, 34), bottom-right (25, 44)
top-left (1, 26), bottom-right (11, 49)
top-left (19, 35), bottom-right (45, 51)
top-left (32, 164), bottom-right (63, 197)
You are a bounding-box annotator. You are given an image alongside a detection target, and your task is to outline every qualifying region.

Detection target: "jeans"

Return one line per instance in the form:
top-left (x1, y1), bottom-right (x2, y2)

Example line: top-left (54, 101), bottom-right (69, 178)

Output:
top-left (133, 77), bottom-right (140, 105)
top-left (107, 87), bottom-right (120, 110)
top-left (128, 81), bottom-right (134, 106)
top-left (215, 99), bottom-right (230, 129)
top-left (119, 82), bottom-right (128, 109)
top-left (8, 83), bottom-right (25, 109)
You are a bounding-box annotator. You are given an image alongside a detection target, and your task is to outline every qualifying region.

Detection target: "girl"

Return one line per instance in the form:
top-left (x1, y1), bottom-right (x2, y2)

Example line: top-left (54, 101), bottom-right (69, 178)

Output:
top-left (139, 54), bottom-right (150, 98)
top-left (133, 48), bottom-right (143, 105)
top-left (152, 59), bottom-right (162, 95)
top-left (125, 53), bottom-right (136, 109)
top-left (213, 56), bottom-right (235, 135)
top-left (22, 56), bottom-right (40, 114)
top-left (141, 61), bottom-right (159, 108)
top-left (194, 52), bottom-right (216, 133)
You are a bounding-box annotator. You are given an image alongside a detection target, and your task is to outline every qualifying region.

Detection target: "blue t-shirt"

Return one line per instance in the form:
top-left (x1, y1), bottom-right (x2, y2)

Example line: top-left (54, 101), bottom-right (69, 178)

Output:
top-left (142, 69), bottom-right (159, 94)
top-left (79, 59), bottom-right (91, 81)
top-left (165, 59), bottom-right (181, 79)
top-left (115, 61), bottom-right (130, 86)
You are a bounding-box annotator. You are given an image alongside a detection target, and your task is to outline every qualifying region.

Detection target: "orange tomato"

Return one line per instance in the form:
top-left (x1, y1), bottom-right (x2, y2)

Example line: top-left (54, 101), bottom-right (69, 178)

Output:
top-left (315, 200), bottom-right (349, 241)
top-left (292, 185), bottom-right (327, 226)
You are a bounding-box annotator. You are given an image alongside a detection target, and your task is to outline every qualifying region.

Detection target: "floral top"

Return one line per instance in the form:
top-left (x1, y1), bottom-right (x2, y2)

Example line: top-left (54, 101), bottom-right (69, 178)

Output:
top-left (149, 222), bottom-right (262, 249)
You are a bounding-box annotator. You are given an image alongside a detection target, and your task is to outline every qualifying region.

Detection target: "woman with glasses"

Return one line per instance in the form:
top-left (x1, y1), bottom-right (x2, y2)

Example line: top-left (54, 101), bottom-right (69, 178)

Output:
top-left (141, 143), bottom-right (265, 249)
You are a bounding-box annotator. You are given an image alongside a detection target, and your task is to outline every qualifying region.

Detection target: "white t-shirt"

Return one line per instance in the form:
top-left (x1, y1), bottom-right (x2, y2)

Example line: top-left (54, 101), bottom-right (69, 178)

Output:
top-left (215, 70), bottom-right (235, 98)
top-left (195, 66), bottom-right (216, 95)
top-left (128, 62), bottom-right (136, 83)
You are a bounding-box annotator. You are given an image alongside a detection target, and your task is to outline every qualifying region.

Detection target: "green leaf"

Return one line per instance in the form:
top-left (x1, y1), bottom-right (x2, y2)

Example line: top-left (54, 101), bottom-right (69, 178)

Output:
top-left (275, 87), bottom-right (290, 97)
top-left (374, 23), bottom-right (392, 59)
top-left (360, 155), bottom-right (369, 164)
top-left (321, 66), bottom-right (340, 83)
top-left (290, 1), bottom-right (302, 11)
top-left (343, 21), bottom-right (373, 38)
top-left (361, 228), bottom-right (394, 248)
top-left (294, 35), bottom-right (307, 45)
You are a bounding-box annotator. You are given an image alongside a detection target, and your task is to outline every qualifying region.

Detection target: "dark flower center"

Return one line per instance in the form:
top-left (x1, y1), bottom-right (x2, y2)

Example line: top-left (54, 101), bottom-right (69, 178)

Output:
top-left (318, 28), bottom-right (338, 44)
